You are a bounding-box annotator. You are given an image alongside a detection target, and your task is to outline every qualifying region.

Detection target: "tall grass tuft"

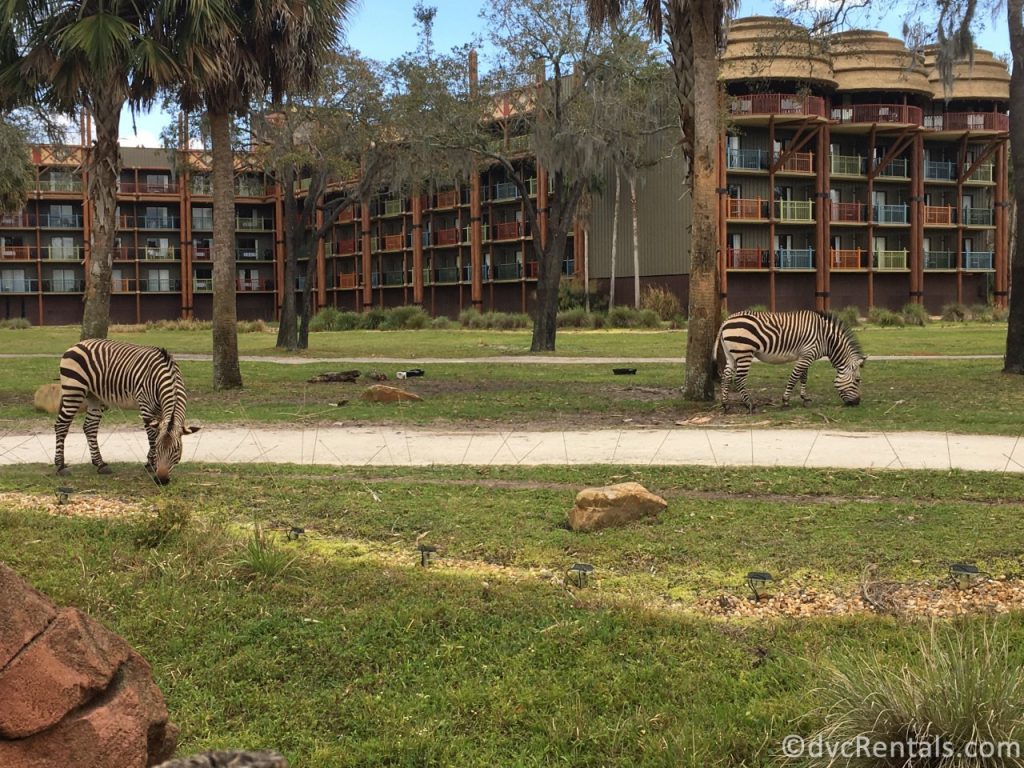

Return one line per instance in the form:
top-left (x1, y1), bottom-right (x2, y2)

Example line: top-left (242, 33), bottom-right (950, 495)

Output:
top-left (901, 302), bottom-right (930, 326)
top-left (380, 306), bottom-right (430, 330)
top-left (833, 306), bottom-right (861, 328)
top-left (0, 317), bottom-right (31, 329)
top-left (867, 307), bottom-right (905, 327)
top-left (803, 623), bottom-right (1024, 768)
top-left (640, 285), bottom-right (682, 321)
top-left (941, 302), bottom-right (969, 322)
top-left (971, 304), bottom-right (996, 323)
top-left (309, 307), bottom-right (342, 332)
top-left (235, 523), bottom-right (300, 582)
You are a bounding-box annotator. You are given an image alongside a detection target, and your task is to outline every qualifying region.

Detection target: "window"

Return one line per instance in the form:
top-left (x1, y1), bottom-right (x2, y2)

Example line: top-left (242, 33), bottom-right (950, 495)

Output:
top-left (192, 207), bottom-right (213, 230)
top-left (112, 269), bottom-right (124, 291)
top-left (145, 207), bottom-right (170, 228)
top-left (51, 237), bottom-right (76, 260)
top-left (147, 268), bottom-right (171, 292)
top-left (51, 268), bottom-right (76, 292)
top-left (146, 174), bottom-right (170, 192)
top-left (238, 238), bottom-right (258, 260)
top-left (1, 268), bottom-right (26, 292)
top-left (49, 205), bottom-right (74, 227)
top-left (146, 238), bottom-right (170, 259)
top-left (238, 267), bottom-right (260, 291)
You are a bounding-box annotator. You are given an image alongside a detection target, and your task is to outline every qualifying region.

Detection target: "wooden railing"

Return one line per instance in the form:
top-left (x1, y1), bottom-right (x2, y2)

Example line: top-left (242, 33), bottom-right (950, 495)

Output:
top-left (728, 93), bottom-right (827, 118)
top-left (831, 104), bottom-right (923, 125)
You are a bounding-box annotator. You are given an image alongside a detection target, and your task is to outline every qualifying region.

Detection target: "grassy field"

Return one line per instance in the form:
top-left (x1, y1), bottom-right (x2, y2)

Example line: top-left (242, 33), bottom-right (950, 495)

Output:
top-left (2, 353), bottom-right (1022, 434)
top-left (0, 321), bottom-right (1011, 358)
top-left (3, 463), bottom-right (1024, 766)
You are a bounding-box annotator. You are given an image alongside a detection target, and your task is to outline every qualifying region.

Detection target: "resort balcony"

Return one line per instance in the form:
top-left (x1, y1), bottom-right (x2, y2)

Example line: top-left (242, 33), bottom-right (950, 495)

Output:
top-left (382, 270), bottom-right (406, 286)
top-left (382, 199), bottom-right (404, 216)
top-left (830, 202), bottom-right (866, 223)
top-left (39, 213), bottom-right (83, 228)
top-left (433, 227), bottom-right (461, 246)
top-left (237, 278), bottom-right (274, 292)
top-left (774, 151), bottom-right (814, 173)
top-left (775, 200), bottom-right (814, 222)
top-left (113, 247), bottom-right (181, 261)
top-left (775, 249), bottom-right (814, 269)
top-left (830, 249), bottom-right (865, 269)
top-left (925, 160), bottom-right (957, 181)
top-left (0, 213), bottom-right (35, 227)
top-left (727, 248), bottom-right (768, 269)
top-left (119, 181), bottom-right (178, 194)
top-left (193, 277), bottom-right (212, 291)
top-left (966, 163), bottom-right (994, 183)
top-left (830, 104), bottom-right (923, 126)
top-left (491, 181), bottom-right (521, 202)
top-left (38, 178), bottom-right (82, 193)
top-left (873, 249), bottom-right (908, 270)
top-left (434, 266), bottom-right (460, 283)
top-left (727, 198), bottom-right (768, 220)
top-left (726, 148), bottom-right (768, 170)
top-left (432, 190), bottom-right (459, 209)
top-left (877, 158), bottom-right (909, 178)
top-left (381, 234), bottom-right (404, 251)
top-left (46, 278), bottom-right (85, 292)
top-left (830, 154), bottom-right (866, 176)
top-left (873, 204), bottom-right (908, 224)
top-left (923, 112), bottom-right (1009, 132)
top-left (493, 221), bottom-right (527, 240)
top-left (0, 278), bottom-right (39, 293)
top-left (0, 245), bottom-right (39, 260)
top-left (464, 223), bottom-right (490, 242)
top-left (492, 262), bottom-right (523, 280)
top-left (728, 93), bottom-right (827, 119)
top-left (924, 251), bottom-right (955, 269)
top-left (139, 279), bottom-right (182, 293)
top-left (333, 238), bottom-right (358, 255)
top-left (235, 216), bottom-right (274, 231)
top-left (43, 246), bottom-right (84, 261)
top-left (235, 181), bottom-right (269, 197)
top-left (135, 215), bottom-right (180, 230)
top-left (962, 208), bottom-right (994, 226)
top-left (337, 273), bottom-right (359, 289)
top-left (192, 215), bottom-right (213, 230)
top-left (924, 205), bottom-right (956, 225)
top-left (236, 249), bottom-right (269, 260)
top-left (964, 251), bottom-right (995, 270)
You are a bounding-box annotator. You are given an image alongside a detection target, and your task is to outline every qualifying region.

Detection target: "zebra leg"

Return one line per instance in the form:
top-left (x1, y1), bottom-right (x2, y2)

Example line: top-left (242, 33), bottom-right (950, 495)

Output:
top-left (140, 408), bottom-right (159, 473)
top-left (799, 369), bottom-right (812, 405)
top-left (83, 403), bottom-right (112, 474)
top-left (733, 356), bottom-right (755, 413)
top-left (54, 388), bottom-right (85, 475)
top-left (783, 357), bottom-right (815, 408)
top-left (721, 361), bottom-right (735, 413)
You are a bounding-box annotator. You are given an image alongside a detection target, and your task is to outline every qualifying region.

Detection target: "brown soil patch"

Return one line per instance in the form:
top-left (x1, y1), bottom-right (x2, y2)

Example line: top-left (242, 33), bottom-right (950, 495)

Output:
top-left (0, 491), bottom-right (145, 520)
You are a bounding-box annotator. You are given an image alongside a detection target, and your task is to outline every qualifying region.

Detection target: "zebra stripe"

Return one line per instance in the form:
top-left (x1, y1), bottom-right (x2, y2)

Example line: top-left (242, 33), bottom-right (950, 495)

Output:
top-left (54, 338), bottom-right (198, 484)
top-left (717, 310), bottom-right (866, 412)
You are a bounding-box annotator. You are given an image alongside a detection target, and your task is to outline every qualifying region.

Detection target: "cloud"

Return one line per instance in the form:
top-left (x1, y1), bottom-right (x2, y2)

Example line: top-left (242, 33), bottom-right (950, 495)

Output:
top-left (118, 127), bottom-right (162, 148)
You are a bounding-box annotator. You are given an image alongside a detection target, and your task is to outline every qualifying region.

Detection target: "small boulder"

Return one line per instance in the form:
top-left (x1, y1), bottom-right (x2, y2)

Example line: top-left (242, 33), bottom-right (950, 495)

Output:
top-left (361, 385), bottom-right (423, 403)
top-left (568, 482), bottom-right (667, 532)
top-left (34, 383), bottom-right (62, 414)
top-left (154, 751), bottom-right (288, 768)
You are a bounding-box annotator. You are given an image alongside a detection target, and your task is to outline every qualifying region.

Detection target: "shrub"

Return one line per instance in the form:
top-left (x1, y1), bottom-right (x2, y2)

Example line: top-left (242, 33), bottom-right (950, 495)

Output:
top-left (970, 304), bottom-right (995, 323)
top-left (431, 316), bottom-right (454, 330)
top-left (636, 308), bottom-right (661, 328)
top-left (557, 308), bottom-right (590, 328)
top-left (900, 302), bottom-right (930, 327)
top-left (804, 624), bottom-right (1024, 768)
top-left (458, 308), bottom-right (486, 329)
top-left (309, 306), bottom-right (342, 332)
top-left (992, 304), bottom-right (1010, 322)
top-left (360, 307), bottom-right (388, 330)
top-left (640, 285), bottom-right (682, 321)
top-left (380, 305), bottom-right (429, 330)
top-left (235, 523), bottom-right (300, 582)
top-left (237, 319), bottom-right (268, 333)
top-left (867, 307), bottom-right (905, 327)
top-left (490, 312), bottom-right (531, 330)
top-left (590, 312), bottom-right (607, 329)
top-left (833, 306), bottom-right (861, 328)
top-left (133, 501), bottom-right (191, 549)
top-left (144, 318), bottom-right (213, 331)
top-left (332, 311), bottom-right (363, 331)
top-left (607, 305), bottom-right (638, 328)
top-left (744, 303), bottom-right (769, 313)
top-left (0, 317), bottom-right (32, 329)
top-left (558, 278), bottom-right (588, 310)
top-left (941, 302), bottom-right (969, 322)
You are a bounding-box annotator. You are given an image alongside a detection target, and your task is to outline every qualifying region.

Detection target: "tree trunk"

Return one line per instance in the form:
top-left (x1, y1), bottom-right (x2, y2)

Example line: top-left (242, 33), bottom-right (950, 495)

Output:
top-left (276, 166), bottom-right (299, 351)
top-left (80, 87), bottom-right (122, 340)
top-left (530, 234), bottom-right (567, 351)
top-left (629, 173), bottom-right (640, 308)
top-left (299, 250), bottom-right (317, 348)
top-left (681, 1), bottom-right (721, 401)
top-left (1005, 0), bottom-right (1024, 372)
top-left (609, 169), bottom-right (620, 308)
top-left (209, 108), bottom-right (243, 389)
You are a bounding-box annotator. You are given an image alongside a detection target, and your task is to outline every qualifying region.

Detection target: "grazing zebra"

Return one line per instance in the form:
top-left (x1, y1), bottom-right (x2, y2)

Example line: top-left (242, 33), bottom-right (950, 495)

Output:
top-left (717, 310), bottom-right (866, 412)
top-left (54, 339), bottom-right (200, 484)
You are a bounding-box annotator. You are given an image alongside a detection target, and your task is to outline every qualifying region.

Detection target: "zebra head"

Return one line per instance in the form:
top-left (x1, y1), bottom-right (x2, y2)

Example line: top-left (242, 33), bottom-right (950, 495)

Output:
top-left (150, 420), bottom-right (201, 484)
top-left (833, 355), bottom-right (866, 406)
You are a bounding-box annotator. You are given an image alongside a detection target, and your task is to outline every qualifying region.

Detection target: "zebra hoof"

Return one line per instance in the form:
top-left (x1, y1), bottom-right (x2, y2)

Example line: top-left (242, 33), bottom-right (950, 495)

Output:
top-left (96, 463), bottom-right (113, 475)
top-left (781, 402), bottom-right (791, 410)
top-left (56, 465), bottom-right (70, 476)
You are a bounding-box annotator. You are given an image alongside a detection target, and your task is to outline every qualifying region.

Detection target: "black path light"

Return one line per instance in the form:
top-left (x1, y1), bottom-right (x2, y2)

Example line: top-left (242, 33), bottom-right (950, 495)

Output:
top-left (567, 562), bottom-right (595, 588)
top-left (949, 562), bottom-right (983, 590)
top-left (287, 526), bottom-right (305, 541)
top-left (418, 543), bottom-right (437, 567)
top-left (55, 486), bottom-right (73, 505)
top-left (746, 571), bottom-right (773, 601)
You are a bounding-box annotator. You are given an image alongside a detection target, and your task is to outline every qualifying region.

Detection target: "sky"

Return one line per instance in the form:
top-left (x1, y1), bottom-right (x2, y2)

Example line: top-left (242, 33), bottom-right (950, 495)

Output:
top-left (115, 0), bottom-right (1013, 148)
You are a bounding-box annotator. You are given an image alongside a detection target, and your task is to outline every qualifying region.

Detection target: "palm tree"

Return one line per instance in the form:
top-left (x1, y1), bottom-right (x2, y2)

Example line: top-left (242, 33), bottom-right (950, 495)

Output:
top-left (164, 0), bottom-right (353, 389)
top-left (586, 0), bottom-right (735, 400)
top-left (0, 0), bottom-right (175, 340)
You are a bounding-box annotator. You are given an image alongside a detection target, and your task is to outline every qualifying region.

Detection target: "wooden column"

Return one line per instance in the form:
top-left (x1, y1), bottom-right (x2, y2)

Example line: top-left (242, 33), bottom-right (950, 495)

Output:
top-left (412, 192), bottom-right (424, 305)
top-left (908, 131), bottom-right (922, 305)
top-left (469, 50), bottom-right (483, 309)
top-left (361, 200), bottom-right (373, 308)
top-left (182, 161), bottom-right (193, 319)
top-left (717, 132), bottom-right (729, 312)
top-left (866, 124), bottom-right (876, 309)
top-left (815, 122), bottom-right (829, 311)
top-left (768, 116), bottom-right (776, 311)
top-left (272, 183), bottom-right (285, 318)
top-left (316, 206), bottom-right (327, 311)
top-left (995, 139), bottom-right (1009, 307)
top-left (955, 134), bottom-right (967, 305)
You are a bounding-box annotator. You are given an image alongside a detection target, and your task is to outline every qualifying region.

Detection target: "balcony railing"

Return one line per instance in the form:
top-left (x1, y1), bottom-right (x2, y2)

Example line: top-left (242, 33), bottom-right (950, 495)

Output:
top-left (831, 104), bottom-right (923, 125)
top-left (434, 228), bottom-right (460, 246)
top-left (464, 224), bottom-right (490, 242)
top-left (140, 279), bottom-right (182, 293)
top-left (924, 205), bottom-right (955, 225)
top-left (775, 151), bottom-right (814, 173)
top-left (726, 148), bottom-right (768, 170)
top-left (494, 221), bottom-right (526, 240)
top-left (874, 250), bottom-right (908, 270)
top-left (433, 190), bottom-right (458, 209)
top-left (830, 154), bottom-right (865, 176)
top-left (382, 234), bottom-right (404, 251)
top-left (924, 112), bottom-right (1009, 132)
top-left (193, 248), bottom-right (211, 261)
top-left (492, 262), bottom-right (522, 280)
top-left (237, 278), bottom-right (274, 291)
top-left (334, 238), bottom-right (358, 255)
top-left (235, 181), bottom-right (268, 197)
top-left (775, 249), bottom-right (814, 269)
top-left (236, 216), bottom-right (274, 231)
top-left (192, 215), bottom-right (213, 230)
top-left (0, 246), bottom-right (37, 260)
top-left (140, 247), bottom-right (181, 260)
top-left (337, 206), bottom-right (358, 223)
top-left (775, 200), bottom-right (813, 221)
top-left (0, 278), bottom-right (38, 292)
top-left (728, 93), bottom-right (827, 118)
top-left (727, 198), bottom-right (768, 220)
top-left (831, 249), bottom-right (865, 269)
top-left (964, 250), bottom-right (994, 270)
top-left (966, 163), bottom-right (994, 183)
top-left (435, 266), bottom-right (460, 283)
top-left (120, 181), bottom-right (178, 194)
top-left (925, 160), bottom-right (957, 181)
top-left (0, 214), bottom-right (34, 227)
top-left (43, 246), bottom-right (83, 261)
top-left (236, 249), bottom-right (269, 260)
top-left (727, 248), bottom-right (768, 269)
top-left (962, 208), bottom-right (994, 226)
top-left (39, 214), bottom-right (83, 228)
top-left (38, 178), bottom-right (82, 193)
top-left (383, 199), bottom-right (404, 216)
top-left (136, 216), bottom-right (180, 229)
top-left (47, 278), bottom-right (85, 292)
top-left (924, 251), bottom-right (955, 269)
top-left (877, 158), bottom-right (909, 178)
top-left (831, 202), bottom-right (865, 222)
top-left (382, 270), bottom-right (405, 286)
top-left (190, 178), bottom-right (213, 195)
top-left (492, 181), bottom-right (520, 201)
top-left (338, 273), bottom-right (359, 288)
top-left (193, 277), bottom-right (212, 291)
top-left (874, 204), bottom-right (908, 224)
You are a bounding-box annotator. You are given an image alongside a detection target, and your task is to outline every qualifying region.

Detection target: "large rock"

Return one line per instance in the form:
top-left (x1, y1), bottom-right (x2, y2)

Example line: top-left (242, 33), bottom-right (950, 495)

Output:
top-left (361, 384), bottom-right (423, 403)
top-left (0, 563), bottom-right (177, 767)
top-left (567, 482), bottom-right (668, 532)
top-left (34, 382), bottom-right (62, 414)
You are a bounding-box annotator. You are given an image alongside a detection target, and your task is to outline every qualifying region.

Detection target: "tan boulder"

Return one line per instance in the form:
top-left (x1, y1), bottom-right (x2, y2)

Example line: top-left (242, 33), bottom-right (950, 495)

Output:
top-left (34, 382), bottom-right (62, 414)
top-left (0, 563), bottom-right (177, 767)
top-left (568, 482), bottom-right (668, 532)
top-left (361, 384), bottom-right (423, 403)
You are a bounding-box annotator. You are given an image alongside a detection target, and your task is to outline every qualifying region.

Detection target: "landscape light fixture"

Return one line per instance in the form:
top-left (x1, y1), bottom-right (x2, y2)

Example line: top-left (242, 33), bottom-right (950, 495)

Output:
top-left (949, 562), bottom-right (982, 590)
top-left (567, 562), bottom-right (595, 589)
top-left (418, 543), bottom-right (437, 567)
top-left (55, 486), bottom-right (73, 505)
top-left (746, 571), bottom-right (773, 601)
top-left (287, 527), bottom-right (305, 541)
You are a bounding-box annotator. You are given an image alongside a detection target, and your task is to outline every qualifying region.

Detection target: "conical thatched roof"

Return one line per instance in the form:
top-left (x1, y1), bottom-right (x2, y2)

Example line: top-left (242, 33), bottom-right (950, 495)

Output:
top-left (923, 47), bottom-right (1009, 101)
top-left (720, 17), bottom-right (837, 88)
top-left (830, 30), bottom-right (932, 95)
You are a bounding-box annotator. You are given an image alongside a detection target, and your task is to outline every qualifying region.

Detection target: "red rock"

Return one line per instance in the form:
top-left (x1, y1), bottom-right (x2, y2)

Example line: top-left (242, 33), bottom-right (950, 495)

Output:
top-left (567, 482), bottom-right (668, 532)
top-left (0, 563), bottom-right (56, 669)
top-left (0, 608), bottom-right (133, 738)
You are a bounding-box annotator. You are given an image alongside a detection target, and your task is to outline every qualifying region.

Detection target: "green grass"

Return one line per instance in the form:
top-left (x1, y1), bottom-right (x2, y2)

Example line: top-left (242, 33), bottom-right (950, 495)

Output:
top-left (3, 464), bottom-right (1024, 766)
top-left (4, 354), bottom-right (1024, 434)
top-left (0, 321), bottom-right (1011, 358)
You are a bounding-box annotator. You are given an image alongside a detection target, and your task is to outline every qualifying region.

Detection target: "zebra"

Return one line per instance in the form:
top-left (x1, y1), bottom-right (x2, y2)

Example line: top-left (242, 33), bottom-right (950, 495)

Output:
top-left (54, 338), bottom-right (200, 484)
top-left (717, 310), bottom-right (866, 412)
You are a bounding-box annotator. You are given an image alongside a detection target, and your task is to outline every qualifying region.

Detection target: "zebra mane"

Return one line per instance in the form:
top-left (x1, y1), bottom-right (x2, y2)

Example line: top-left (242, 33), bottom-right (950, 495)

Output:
top-left (817, 310), bottom-right (863, 358)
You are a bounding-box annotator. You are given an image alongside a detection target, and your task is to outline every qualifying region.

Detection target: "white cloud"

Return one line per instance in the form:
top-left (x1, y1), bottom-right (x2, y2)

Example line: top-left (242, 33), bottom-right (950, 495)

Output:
top-left (118, 127), bottom-right (162, 148)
